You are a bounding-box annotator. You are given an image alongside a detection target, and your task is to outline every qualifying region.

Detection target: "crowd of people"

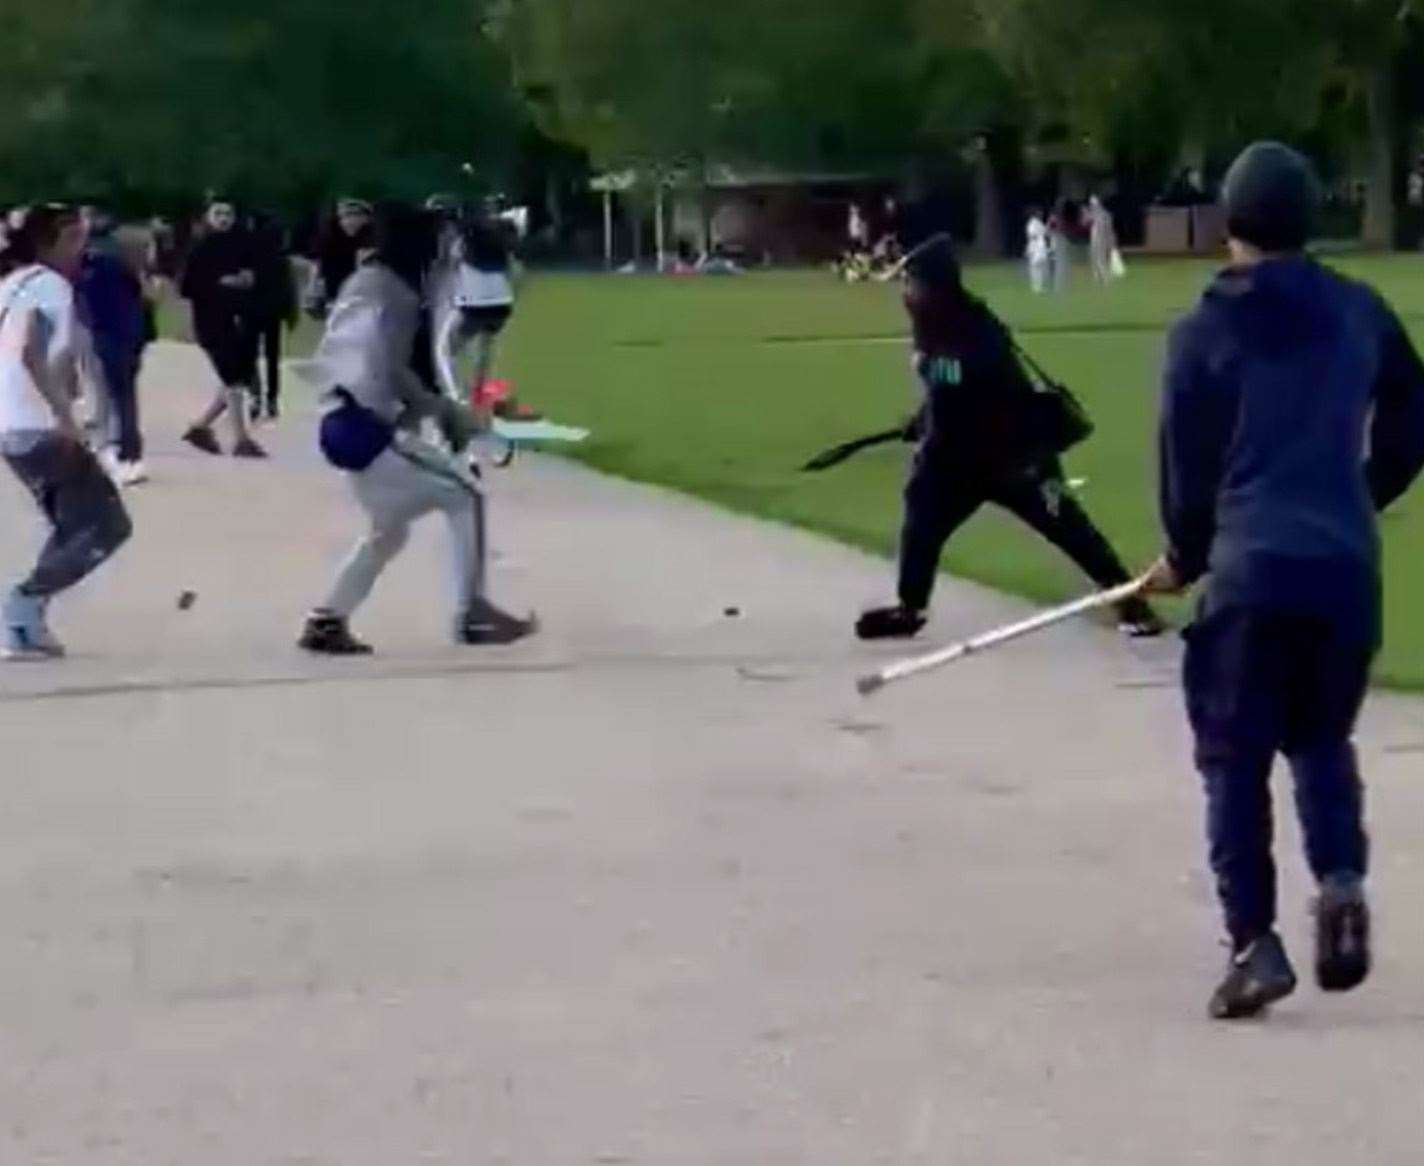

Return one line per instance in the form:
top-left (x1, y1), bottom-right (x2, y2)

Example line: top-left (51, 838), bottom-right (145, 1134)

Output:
top-left (0, 192), bottom-right (530, 661)
top-left (1025, 195), bottom-right (1123, 293)
top-left (4, 143), bottom-right (1424, 1019)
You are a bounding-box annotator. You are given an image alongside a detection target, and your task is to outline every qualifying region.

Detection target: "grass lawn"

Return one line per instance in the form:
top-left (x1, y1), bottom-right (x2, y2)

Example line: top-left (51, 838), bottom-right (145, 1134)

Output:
top-left (163, 257), bottom-right (1424, 687)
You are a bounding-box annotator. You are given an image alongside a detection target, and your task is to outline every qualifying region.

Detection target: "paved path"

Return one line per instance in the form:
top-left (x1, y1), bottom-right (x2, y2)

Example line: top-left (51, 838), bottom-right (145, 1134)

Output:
top-left (2, 344), bottom-right (1422, 1164)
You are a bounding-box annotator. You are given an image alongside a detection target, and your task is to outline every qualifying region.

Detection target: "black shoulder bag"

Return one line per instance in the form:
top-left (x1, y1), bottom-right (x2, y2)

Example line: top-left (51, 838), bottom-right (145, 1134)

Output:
top-left (1009, 336), bottom-right (1095, 454)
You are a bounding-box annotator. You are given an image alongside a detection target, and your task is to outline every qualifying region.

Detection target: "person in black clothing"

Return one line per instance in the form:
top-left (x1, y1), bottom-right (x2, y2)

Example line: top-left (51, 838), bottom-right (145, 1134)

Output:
top-left (249, 213), bottom-right (297, 422)
top-left (1141, 142), bottom-right (1424, 1020)
top-left (304, 198), bottom-right (373, 320)
top-left (179, 199), bottom-right (265, 458)
top-left (857, 235), bottom-right (1162, 641)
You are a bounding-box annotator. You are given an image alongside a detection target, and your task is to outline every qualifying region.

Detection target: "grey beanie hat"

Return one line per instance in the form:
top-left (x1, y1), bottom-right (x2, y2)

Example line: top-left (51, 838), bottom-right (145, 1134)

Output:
top-left (1222, 141), bottom-right (1322, 252)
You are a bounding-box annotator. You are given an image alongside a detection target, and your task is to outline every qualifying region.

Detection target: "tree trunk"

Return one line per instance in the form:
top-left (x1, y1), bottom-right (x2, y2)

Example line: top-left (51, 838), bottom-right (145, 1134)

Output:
top-left (971, 137), bottom-right (1004, 258)
top-left (1362, 62), bottom-right (1397, 250)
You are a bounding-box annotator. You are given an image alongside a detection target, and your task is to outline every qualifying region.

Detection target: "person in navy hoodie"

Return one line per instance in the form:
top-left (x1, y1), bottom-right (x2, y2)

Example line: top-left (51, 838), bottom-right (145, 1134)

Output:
top-left (77, 207), bottom-right (149, 485)
top-left (1142, 142), bottom-right (1424, 1020)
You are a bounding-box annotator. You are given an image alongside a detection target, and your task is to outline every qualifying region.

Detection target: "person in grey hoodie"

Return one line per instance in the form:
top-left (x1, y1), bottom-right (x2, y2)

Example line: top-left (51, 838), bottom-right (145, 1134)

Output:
top-left (297, 202), bottom-right (535, 655)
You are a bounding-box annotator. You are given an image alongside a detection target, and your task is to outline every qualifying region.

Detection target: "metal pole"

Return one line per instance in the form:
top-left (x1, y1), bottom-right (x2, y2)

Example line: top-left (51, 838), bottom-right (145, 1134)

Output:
top-left (603, 190), bottom-right (613, 270)
top-left (655, 181), bottom-right (666, 272)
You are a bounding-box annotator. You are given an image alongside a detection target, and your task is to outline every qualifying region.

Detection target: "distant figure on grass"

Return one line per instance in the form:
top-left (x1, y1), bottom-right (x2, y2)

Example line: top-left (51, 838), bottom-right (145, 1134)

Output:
top-left (297, 202), bottom-right (536, 656)
top-left (855, 235), bottom-right (1163, 642)
top-left (249, 213), bottom-right (297, 422)
top-left (1047, 200), bottom-right (1074, 291)
top-left (76, 205), bottom-right (151, 486)
top-left (1025, 207), bottom-right (1050, 293)
top-left (179, 198), bottom-right (266, 458)
top-left (1086, 195), bottom-right (1121, 284)
top-left (1141, 142), bottom-right (1424, 1020)
top-left (0, 205), bottom-right (132, 661)
top-left (303, 198), bottom-right (373, 320)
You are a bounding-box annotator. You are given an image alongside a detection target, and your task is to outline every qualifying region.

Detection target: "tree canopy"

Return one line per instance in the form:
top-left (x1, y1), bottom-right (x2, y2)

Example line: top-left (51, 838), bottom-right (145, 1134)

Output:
top-left (0, 0), bottom-right (1420, 242)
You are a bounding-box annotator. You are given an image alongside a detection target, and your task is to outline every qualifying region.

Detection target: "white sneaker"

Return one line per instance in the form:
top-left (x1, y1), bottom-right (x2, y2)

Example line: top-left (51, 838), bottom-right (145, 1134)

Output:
top-left (118, 460), bottom-right (149, 486)
top-left (99, 448), bottom-right (123, 480)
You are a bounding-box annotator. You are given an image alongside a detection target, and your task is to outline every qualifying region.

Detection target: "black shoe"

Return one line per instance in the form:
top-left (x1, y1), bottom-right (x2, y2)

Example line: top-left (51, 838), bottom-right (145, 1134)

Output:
top-left (1117, 597), bottom-right (1166, 639)
top-left (232, 438), bottom-right (268, 459)
top-left (1209, 931), bottom-right (1298, 1020)
top-left (265, 399), bottom-right (280, 422)
top-left (457, 601), bottom-right (538, 646)
top-left (299, 614), bottom-right (373, 656)
top-left (183, 425), bottom-right (222, 456)
top-left (1314, 882), bottom-right (1371, 993)
top-left (249, 396), bottom-right (263, 424)
top-left (856, 605), bottom-right (927, 641)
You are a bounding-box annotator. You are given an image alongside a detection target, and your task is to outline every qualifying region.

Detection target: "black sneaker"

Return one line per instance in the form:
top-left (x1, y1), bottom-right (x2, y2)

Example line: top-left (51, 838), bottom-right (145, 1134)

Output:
top-left (265, 399), bottom-right (280, 422)
top-left (1117, 597), bottom-right (1166, 639)
top-left (183, 425), bottom-right (222, 456)
top-left (856, 605), bottom-right (927, 641)
top-left (232, 438), bottom-right (268, 459)
top-left (457, 601), bottom-right (538, 646)
top-left (1209, 931), bottom-right (1298, 1020)
top-left (299, 614), bottom-right (373, 656)
top-left (1314, 882), bottom-right (1371, 993)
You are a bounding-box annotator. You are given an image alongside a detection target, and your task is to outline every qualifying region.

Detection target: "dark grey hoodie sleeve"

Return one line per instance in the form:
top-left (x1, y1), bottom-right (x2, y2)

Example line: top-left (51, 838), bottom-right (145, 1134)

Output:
top-left (1158, 316), bottom-right (1238, 584)
top-left (1366, 305), bottom-right (1424, 512)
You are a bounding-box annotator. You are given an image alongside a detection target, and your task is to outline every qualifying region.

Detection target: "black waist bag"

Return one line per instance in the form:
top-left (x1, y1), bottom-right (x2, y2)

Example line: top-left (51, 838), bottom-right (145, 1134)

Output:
top-left (319, 388), bottom-right (395, 472)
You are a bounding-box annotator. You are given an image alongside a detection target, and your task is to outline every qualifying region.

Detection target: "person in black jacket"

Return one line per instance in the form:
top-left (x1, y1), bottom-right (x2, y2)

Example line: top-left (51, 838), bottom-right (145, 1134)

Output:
top-left (1142, 142), bottom-right (1424, 1021)
top-left (304, 198), bottom-right (373, 320)
top-left (249, 213), bottom-right (296, 422)
top-left (857, 236), bottom-right (1162, 641)
top-left (178, 199), bottom-right (265, 458)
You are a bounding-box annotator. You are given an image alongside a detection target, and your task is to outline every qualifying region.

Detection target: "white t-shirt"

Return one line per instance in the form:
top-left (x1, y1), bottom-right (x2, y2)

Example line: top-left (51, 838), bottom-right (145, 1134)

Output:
top-left (0, 265), bottom-right (76, 433)
top-left (1025, 218), bottom-right (1050, 262)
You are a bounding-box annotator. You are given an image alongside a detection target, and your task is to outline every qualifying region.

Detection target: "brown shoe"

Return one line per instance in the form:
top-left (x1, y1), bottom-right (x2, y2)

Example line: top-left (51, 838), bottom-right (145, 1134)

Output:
top-left (183, 426), bottom-right (222, 456)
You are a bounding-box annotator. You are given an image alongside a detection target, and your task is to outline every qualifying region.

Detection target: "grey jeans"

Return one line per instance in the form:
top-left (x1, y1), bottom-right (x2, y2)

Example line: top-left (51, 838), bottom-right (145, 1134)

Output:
top-left (323, 434), bottom-right (486, 620)
top-left (2, 430), bottom-right (133, 599)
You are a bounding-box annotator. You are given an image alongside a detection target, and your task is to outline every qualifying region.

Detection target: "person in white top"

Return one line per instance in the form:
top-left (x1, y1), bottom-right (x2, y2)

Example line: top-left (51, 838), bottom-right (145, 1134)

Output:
top-left (1025, 208), bottom-right (1051, 293)
top-left (0, 205), bottom-right (132, 660)
top-left (427, 208), bottom-right (537, 420)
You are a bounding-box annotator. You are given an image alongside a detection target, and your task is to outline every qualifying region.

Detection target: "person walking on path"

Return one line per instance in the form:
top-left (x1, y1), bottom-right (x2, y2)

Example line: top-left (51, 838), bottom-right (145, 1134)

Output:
top-left (179, 199), bottom-right (266, 458)
top-left (250, 213), bottom-right (297, 423)
top-left (1142, 142), bottom-right (1424, 1021)
top-left (0, 205), bottom-right (132, 661)
top-left (1087, 195), bottom-right (1120, 284)
top-left (855, 235), bottom-right (1162, 642)
top-left (296, 202), bottom-right (535, 656)
top-left (77, 206), bottom-right (150, 485)
top-left (427, 205), bottom-right (537, 420)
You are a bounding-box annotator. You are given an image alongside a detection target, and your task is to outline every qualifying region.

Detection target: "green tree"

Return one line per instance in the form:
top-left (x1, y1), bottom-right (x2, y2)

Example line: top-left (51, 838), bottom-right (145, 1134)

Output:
top-left (0, 0), bottom-right (524, 212)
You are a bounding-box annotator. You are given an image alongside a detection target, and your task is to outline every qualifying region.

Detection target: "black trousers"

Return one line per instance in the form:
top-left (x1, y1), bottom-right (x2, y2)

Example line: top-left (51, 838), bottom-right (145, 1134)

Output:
top-left (254, 318), bottom-right (283, 408)
top-left (898, 459), bottom-right (1134, 611)
top-left (1184, 607), bottom-right (1372, 949)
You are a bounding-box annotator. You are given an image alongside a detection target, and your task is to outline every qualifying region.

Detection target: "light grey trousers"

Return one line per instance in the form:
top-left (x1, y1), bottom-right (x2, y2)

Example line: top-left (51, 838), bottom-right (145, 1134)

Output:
top-left (323, 434), bottom-right (486, 620)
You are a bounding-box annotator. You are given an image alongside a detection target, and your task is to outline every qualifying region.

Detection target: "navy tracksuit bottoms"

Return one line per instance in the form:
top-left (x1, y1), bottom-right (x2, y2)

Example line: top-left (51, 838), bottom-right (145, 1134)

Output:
top-left (1183, 606), bottom-right (1372, 949)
